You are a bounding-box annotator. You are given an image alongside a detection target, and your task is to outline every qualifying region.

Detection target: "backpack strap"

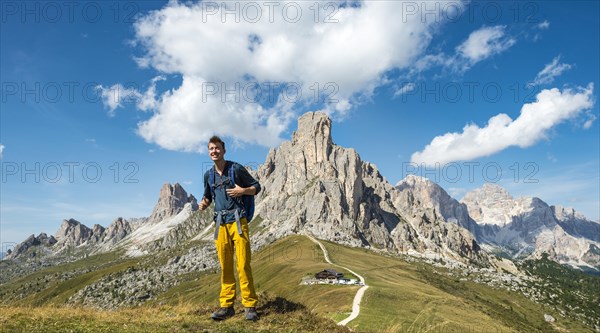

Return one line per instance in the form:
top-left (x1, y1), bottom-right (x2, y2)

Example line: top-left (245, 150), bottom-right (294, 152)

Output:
top-left (229, 162), bottom-right (235, 185)
top-left (228, 163), bottom-right (248, 217)
top-left (214, 208), bottom-right (242, 240)
top-left (208, 166), bottom-right (216, 200)
top-left (209, 162), bottom-right (232, 201)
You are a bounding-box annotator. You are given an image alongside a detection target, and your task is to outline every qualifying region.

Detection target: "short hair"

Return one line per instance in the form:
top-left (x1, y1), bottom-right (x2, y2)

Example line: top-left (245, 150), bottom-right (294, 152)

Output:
top-left (208, 135), bottom-right (225, 149)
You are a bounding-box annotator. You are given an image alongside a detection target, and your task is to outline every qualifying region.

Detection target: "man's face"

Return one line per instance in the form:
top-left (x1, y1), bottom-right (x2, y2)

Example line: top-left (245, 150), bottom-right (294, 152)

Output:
top-left (208, 142), bottom-right (225, 162)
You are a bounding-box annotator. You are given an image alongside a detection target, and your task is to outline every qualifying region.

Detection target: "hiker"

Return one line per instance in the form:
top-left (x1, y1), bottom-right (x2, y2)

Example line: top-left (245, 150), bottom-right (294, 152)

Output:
top-left (199, 135), bottom-right (261, 321)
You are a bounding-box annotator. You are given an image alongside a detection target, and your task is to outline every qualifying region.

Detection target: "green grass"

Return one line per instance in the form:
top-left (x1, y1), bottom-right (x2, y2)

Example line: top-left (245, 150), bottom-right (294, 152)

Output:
top-left (153, 236), bottom-right (357, 321)
top-left (0, 292), bottom-right (351, 333)
top-left (157, 235), bottom-right (592, 332)
top-left (317, 238), bottom-right (591, 333)
top-left (248, 215), bottom-right (266, 236)
top-left (1, 234), bottom-right (595, 332)
top-left (0, 250), bottom-right (138, 306)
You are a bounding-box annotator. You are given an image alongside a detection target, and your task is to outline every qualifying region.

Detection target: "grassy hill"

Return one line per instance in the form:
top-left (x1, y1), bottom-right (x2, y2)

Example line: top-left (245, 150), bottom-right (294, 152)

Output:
top-left (0, 235), bottom-right (596, 332)
top-left (151, 236), bottom-right (358, 320)
top-left (0, 250), bottom-right (138, 307)
top-left (0, 294), bottom-right (351, 333)
top-left (315, 239), bottom-right (591, 332)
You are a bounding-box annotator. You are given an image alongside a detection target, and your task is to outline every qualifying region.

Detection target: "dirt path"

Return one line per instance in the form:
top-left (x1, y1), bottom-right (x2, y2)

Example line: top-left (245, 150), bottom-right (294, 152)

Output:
top-left (305, 235), bottom-right (369, 327)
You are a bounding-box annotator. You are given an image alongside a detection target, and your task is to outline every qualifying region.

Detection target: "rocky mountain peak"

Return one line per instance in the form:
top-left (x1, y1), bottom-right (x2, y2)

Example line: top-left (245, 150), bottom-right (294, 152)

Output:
top-left (55, 218), bottom-right (85, 240)
top-left (396, 175), bottom-right (436, 190)
top-left (395, 175), bottom-right (481, 238)
top-left (90, 224), bottom-right (106, 243)
top-left (551, 205), bottom-right (600, 243)
top-left (54, 218), bottom-right (93, 247)
top-left (553, 205), bottom-right (588, 221)
top-left (461, 184), bottom-right (516, 226)
top-left (460, 183), bottom-right (600, 268)
top-left (101, 217), bottom-right (133, 245)
top-left (467, 183), bottom-right (512, 201)
top-left (395, 175), bottom-right (461, 212)
top-left (146, 183), bottom-right (197, 224)
top-left (254, 112), bottom-right (486, 264)
top-left (482, 182), bottom-right (509, 191)
top-left (163, 183), bottom-right (187, 202)
top-left (37, 232), bottom-right (57, 244)
top-left (6, 233), bottom-right (57, 259)
top-left (92, 224), bottom-right (105, 233)
top-left (291, 112), bottom-right (333, 164)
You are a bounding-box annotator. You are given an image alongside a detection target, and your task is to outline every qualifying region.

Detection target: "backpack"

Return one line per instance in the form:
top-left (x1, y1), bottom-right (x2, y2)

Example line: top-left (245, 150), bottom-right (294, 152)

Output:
top-left (208, 162), bottom-right (255, 222)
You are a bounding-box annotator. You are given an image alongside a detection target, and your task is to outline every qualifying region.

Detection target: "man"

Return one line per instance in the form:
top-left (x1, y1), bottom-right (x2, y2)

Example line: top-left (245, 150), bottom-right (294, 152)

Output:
top-left (199, 135), bottom-right (260, 321)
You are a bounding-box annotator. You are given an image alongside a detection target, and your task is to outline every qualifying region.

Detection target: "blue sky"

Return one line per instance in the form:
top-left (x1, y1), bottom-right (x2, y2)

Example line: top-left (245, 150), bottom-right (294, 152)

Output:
top-left (1, 0), bottom-right (599, 248)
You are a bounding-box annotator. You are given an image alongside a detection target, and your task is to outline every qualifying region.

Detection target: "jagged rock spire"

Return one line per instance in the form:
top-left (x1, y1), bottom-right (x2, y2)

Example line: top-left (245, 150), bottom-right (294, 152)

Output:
top-left (146, 183), bottom-right (197, 224)
top-left (254, 112), bottom-right (487, 264)
top-left (54, 218), bottom-right (92, 246)
top-left (292, 112), bottom-right (333, 164)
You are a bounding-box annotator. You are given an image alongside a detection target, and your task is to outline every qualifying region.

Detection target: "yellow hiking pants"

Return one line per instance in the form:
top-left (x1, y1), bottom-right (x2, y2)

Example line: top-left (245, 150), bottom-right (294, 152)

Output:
top-left (214, 217), bottom-right (258, 308)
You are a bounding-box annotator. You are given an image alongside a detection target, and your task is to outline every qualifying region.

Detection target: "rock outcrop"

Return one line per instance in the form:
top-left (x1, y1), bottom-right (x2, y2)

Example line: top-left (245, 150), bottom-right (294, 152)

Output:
top-left (54, 219), bottom-right (94, 248)
top-left (252, 112), bottom-right (486, 264)
top-left (393, 175), bottom-right (483, 261)
top-left (553, 205), bottom-right (600, 243)
top-left (146, 183), bottom-right (198, 225)
top-left (461, 184), bottom-right (516, 227)
top-left (102, 218), bottom-right (133, 244)
top-left (6, 233), bottom-right (57, 259)
top-left (90, 224), bottom-right (106, 243)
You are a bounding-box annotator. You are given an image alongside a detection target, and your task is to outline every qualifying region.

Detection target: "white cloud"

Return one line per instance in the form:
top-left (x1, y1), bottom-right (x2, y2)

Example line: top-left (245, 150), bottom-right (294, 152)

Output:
top-left (411, 53), bottom-right (452, 73)
top-left (129, 1), bottom-right (457, 151)
top-left (0, 144), bottom-right (4, 159)
top-left (97, 77), bottom-right (166, 116)
top-left (394, 83), bottom-right (416, 97)
top-left (85, 138), bottom-right (98, 148)
top-left (136, 76), bottom-right (165, 112)
top-left (411, 84), bottom-right (595, 166)
top-left (546, 152), bottom-right (557, 163)
top-left (97, 84), bottom-right (142, 117)
top-left (408, 25), bottom-right (516, 75)
top-left (532, 56), bottom-right (572, 86)
top-left (536, 20), bottom-right (550, 29)
top-left (136, 76), bottom-right (293, 152)
top-left (583, 113), bottom-right (597, 129)
top-left (456, 25), bottom-right (516, 65)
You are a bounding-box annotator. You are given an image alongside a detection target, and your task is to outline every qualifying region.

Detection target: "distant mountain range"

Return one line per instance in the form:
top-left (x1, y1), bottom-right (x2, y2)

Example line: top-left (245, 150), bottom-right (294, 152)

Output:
top-left (462, 183), bottom-right (600, 269)
top-left (4, 182), bottom-right (199, 262)
top-left (4, 112), bottom-right (599, 273)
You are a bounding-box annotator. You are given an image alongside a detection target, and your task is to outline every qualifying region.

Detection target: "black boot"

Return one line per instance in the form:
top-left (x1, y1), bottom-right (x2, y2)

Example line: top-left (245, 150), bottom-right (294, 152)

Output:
top-left (245, 307), bottom-right (259, 321)
top-left (211, 307), bottom-right (235, 321)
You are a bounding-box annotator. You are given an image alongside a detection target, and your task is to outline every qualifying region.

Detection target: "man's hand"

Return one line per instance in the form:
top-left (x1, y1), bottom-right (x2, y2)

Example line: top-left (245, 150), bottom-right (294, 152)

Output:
top-left (226, 184), bottom-right (256, 198)
top-left (199, 197), bottom-right (210, 210)
top-left (226, 184), bottom-right (245, 198)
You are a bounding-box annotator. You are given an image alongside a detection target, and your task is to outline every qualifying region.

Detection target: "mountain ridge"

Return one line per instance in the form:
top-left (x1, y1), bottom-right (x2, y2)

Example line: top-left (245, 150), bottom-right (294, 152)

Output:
top-left (4, 183), bottom-right (198, 261)
top-left (461, 184), bottom-right (600, 269)
top-left (251, 111), bottom-right (487, 266)
top-left (2, 112), bottom-right (599, 332)
top-left (4, 113), bottom-right (598, 273)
